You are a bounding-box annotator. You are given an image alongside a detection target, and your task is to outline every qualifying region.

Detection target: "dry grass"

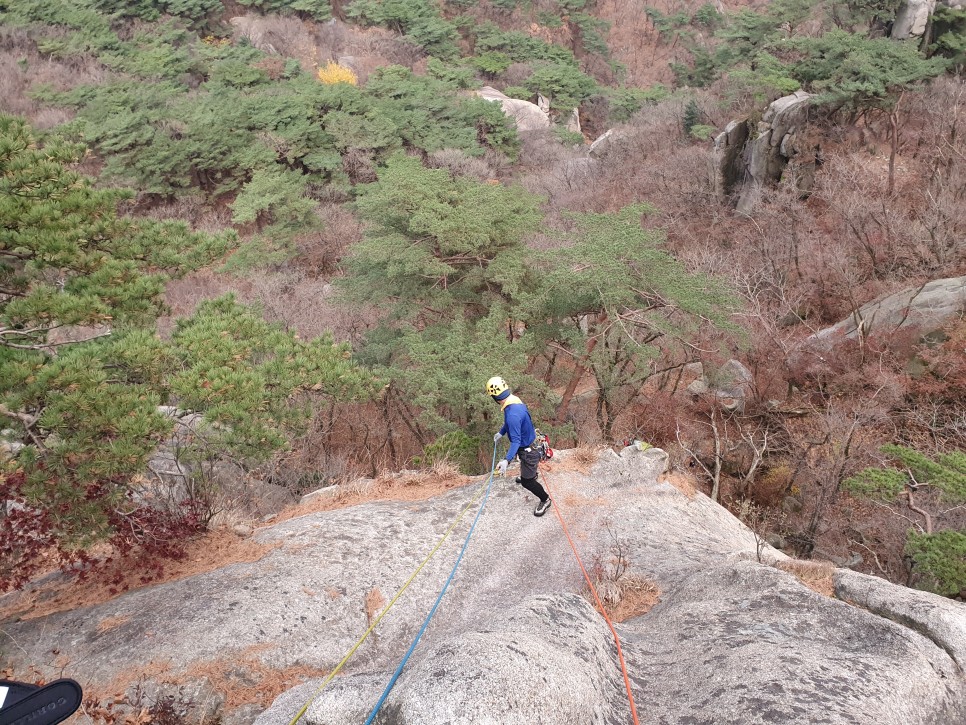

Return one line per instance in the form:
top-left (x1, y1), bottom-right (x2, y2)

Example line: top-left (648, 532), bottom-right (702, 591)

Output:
top-left (605, 576), bottom-right (661, 623)
top-left (183, 645), bottom-right (329, 711)
top-left (660, 470), bottom-right (698, 499)
top-left (270, 460), bottom-right (471, 525)
top-left (774, 558), bottom-right (836, 598)
top-left (582, 539), bottom-right (661, 622)
top-left (542, 447), bottom-right (601, 476)
top-left (74, 646), bottom-right (329, 723)
top-left (96, 615), bottom-right (131, 633)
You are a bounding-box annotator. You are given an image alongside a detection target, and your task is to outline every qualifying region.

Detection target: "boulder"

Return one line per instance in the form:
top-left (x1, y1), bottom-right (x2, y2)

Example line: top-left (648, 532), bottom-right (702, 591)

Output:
top-left (684, 358), bottom-right (754, 412)
top-left (806, 275), bottom-right (966, 345)
top-left (738, 91), bottom-right (813, 213)
top-left (476, 87), bottom-right (550, 132)
top-left (564, 107), bottom-right (581, 134)
top-left (588, 128), bottom-right (616, 157)
top-left (893, 0), bottom-right (937, 38)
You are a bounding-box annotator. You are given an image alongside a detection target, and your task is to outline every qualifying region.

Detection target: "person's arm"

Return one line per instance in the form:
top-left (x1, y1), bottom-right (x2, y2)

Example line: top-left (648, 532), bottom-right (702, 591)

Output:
top-left (504, 407), bottom-right (524, 461)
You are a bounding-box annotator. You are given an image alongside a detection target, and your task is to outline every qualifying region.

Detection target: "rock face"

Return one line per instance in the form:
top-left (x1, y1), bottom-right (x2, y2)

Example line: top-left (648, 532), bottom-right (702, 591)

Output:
top-left (807, 275), bottom-right (966, 344)
top-left (710, 91), bottom-right (817, 213)
top-left (709, 119), bottom-right (751, 199)
top-left (260, 594), bottom-right (631, 725)
top-left (894, 0), bottom-right (938, 38)
top-left (894, 0), bottom-right (965, 38)
top-left (476, 86), bottom-right (550, 131)
top-left (2, 447), bottom-right (964, 725)
top-left (836, 569), bottom-right (966, 671)
top-left (685, 358), bottom-right (754, 412)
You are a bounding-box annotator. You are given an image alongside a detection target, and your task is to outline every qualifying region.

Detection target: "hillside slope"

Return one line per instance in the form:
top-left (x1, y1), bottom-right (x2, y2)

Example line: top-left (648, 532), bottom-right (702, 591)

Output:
top-left (2, 448), bottom-right (964, 724)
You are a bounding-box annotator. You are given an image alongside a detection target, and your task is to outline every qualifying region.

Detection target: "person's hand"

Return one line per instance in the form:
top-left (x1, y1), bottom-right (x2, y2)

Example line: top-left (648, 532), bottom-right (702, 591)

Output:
top-left (493, 431), bottom-right (502, 443)
top-left (496, 459), bottom-right (508, 477)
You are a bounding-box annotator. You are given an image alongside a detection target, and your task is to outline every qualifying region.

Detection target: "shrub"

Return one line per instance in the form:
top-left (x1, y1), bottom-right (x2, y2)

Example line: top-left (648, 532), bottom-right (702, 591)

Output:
top-left (236, 0), bottom-right (332, 21)
top-left (417, 430), bottom-right (482, 474)
top-left (524, 62), bottom-right (599, 113)
top-left (317, 61), bottom-right (358, 85)
top-left (905, 531), bottom-right (966, 597)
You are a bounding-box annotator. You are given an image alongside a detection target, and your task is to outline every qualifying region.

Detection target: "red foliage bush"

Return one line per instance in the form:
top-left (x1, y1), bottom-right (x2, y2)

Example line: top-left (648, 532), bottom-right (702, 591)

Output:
top-left (0, 469), bottom-right (207, 593)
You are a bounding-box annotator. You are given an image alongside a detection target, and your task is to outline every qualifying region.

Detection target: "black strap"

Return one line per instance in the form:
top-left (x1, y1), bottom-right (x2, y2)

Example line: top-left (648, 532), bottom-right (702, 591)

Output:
top-left (0, 680), bottom-right (83, 725)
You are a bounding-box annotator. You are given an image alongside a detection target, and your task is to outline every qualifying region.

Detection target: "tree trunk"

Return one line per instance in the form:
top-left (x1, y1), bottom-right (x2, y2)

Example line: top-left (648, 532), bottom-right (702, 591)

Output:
top-left (555, 314), bottom-right (606, 422)
top-left (888, 92), bottom-right (903, 197)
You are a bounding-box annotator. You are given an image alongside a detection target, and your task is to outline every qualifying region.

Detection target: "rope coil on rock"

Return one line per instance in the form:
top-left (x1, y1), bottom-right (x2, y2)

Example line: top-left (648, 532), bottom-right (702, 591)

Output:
top-left (286, 446), bottom-right (499, 725)
top-left (544, 473), bottom-right (642, 725)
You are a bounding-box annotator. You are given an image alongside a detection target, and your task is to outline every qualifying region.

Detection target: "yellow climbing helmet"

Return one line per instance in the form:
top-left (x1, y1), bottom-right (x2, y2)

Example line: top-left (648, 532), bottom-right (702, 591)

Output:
top-left (486, 376), bottom-right (509, 396)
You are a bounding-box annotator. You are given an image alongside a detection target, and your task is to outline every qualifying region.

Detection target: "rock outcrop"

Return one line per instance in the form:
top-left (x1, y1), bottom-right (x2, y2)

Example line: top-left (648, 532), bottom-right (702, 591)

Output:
top-left (476, 86), bottom-right (550, 131)
top-left (2, 447), bottom-right (964, 725)
top-left (710, 91), bottom-right (818, 213)
top-left (685, 358), bottom-right (754, 412)
top-left (893, 0), bottom-right (965, 39)
top-left (807, 275), bottom-right (966, 344)
top-left (893, 0), bottom-right (937, 38)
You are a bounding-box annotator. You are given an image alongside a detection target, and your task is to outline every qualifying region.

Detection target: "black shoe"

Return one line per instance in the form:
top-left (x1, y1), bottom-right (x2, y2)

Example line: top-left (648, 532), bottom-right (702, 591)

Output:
top-left (534, 498), bottom-right (552, 517)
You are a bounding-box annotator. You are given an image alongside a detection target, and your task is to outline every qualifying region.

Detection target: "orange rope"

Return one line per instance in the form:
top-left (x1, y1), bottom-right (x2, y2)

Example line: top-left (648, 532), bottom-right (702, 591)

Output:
top-left (544, 475), bottom-right (641, 725)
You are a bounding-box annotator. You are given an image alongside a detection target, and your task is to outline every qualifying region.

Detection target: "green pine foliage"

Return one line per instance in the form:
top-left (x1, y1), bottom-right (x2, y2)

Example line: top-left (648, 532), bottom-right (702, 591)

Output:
top-left (524, 63), bottom-right (599, 113)
top-left (784, 29), bottom-right (948, 109)
top-left (168, 295), bottom-right (373, 463)
top-left (905, 531), bottom-right (966, 597)
top-left (0, 0), bottom-right (121, 56)
top-left (0, 118), bottom-right (374, 589)
top-left (843, 467), bottom-right (907, 500)
top-left (0, 115), bottom-right (234, 342)
top-left (342, 154), bottom-right (542, 322)
top-left (380, 308), bottom-right (541, 438)
top-left (472, 22), bottom-right (578, 66)
top-left (931, 7), bottom-right (966, 68)
top-left (417, 429), bottom-right (483, 474)
top-left (49, 28), bottom-right (518, 200)
top-left (724, 52), bottom-right (801, 106)
top-left (93, 0), bottom-right (223, 27)
top-left (879, 444), bottom-right (966, 500)
top-left (844, 444), bottom-right (966, 597)
top-left (521, 205), bottom-right (738, 437)
top-left (346, 0), bottom-right (460, 59)
top-left (606, 86), bottom-right (670, 123)
top-left (236, 0), bottom-right (332, 21)
top-left (826, 0), bottom-right (903, 32)
top-left (338, 157), bottom-right (545, 439)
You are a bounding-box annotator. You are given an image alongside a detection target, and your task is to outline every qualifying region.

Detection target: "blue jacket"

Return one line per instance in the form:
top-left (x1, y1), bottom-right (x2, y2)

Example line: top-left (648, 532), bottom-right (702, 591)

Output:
top-left (498, 393), bottom-right (535, 462)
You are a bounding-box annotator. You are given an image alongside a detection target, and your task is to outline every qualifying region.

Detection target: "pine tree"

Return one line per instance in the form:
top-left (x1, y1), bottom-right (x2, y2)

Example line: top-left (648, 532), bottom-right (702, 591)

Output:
top-left (341, 154), bottom-right (542, 324)
top-left (522, 205), bottom-right (738, 438)
top-left (0, 118), bottom-right (373, 589)
top-left (845, 445), bottom-right (966, 597)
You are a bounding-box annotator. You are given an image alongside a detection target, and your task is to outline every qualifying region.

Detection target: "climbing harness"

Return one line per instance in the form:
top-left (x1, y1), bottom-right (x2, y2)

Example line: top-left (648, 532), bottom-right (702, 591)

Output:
top-left (364, 448), bottom-right (498, 724)
top-left (543, 473), bottom-right (641, 725)
top-left (286, 447), bottom-right (499, 725)
top-left (534, 428), bottom-right (554, 460)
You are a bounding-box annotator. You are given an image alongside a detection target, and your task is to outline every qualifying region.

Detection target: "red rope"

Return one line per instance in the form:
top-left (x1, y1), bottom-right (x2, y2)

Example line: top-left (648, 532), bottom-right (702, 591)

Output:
top-left (544, 475), bottom-right (641, 725)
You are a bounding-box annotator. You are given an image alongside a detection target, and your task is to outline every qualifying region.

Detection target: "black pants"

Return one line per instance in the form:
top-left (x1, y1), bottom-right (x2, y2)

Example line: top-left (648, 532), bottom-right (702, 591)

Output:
top-left (517, 446), bottom-right (548, 502)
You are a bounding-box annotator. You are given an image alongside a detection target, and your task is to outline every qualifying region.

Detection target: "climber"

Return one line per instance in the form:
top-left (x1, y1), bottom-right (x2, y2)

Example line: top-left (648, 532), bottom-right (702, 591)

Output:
top-left (487, 376), bottom-right (552, 517)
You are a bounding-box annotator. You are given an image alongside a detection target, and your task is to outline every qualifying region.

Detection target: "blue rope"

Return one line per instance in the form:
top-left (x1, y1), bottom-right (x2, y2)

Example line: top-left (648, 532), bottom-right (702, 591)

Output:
top-left (363, 446), bottom-right (499, 724)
